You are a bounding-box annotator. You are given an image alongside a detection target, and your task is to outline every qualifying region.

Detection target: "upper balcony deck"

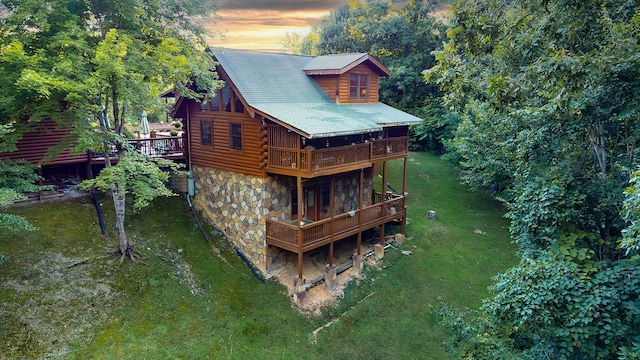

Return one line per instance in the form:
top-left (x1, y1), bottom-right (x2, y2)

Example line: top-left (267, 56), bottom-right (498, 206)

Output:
top-left (266, 124), bottom-right (408, 178)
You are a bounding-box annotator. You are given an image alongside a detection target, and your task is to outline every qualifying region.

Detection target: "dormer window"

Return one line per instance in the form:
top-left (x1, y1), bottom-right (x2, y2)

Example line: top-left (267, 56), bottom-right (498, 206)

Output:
top-left (349, 74), bottom-right (369, 99)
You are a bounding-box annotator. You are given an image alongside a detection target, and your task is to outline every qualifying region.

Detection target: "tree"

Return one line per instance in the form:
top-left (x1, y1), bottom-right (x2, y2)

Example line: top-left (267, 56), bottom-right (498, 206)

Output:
top-left (0, 0), bottom-right (221, 261)
top-left (621, 168), bottom-right (640, 254)
top-left (303, 0), bottom-right (456, 151)
top-left (426, 0), bottom-right (640, 357)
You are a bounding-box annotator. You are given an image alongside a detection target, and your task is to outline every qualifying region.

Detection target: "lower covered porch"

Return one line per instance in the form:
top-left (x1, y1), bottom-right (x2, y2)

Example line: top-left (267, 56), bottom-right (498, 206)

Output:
top-left (264, 159), bottom-right (409, 306)
top-left (266, 194), bottom-right (405, 253)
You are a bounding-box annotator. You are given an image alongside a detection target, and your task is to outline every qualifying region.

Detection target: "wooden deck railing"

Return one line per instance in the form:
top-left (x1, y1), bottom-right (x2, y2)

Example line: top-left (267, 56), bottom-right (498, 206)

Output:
top-left (266, 196), bottom-right (405, 253)
top-left (268, 136), bottom-right (407, 176)
top-left (128, 136), bottom-right (185, 157)
top-left (91, 136), bottom-right (185, 161)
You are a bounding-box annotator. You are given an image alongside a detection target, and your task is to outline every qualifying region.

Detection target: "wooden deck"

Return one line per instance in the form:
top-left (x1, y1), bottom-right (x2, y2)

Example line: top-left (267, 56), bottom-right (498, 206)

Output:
top-left (266, 194), bottom-right (405, 253)
top-left (267, 137), bottom-right (407, 177)
top-left (90, 136), bottom-right (186, 163)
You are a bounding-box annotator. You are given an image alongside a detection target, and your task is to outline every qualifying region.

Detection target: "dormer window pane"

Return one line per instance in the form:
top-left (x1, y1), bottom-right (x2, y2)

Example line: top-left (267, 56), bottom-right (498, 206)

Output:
top-left (349, 74), bottom-right (369, 100)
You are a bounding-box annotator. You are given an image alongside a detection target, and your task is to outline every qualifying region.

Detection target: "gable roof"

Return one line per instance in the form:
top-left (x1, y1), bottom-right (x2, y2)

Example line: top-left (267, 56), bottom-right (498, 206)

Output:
top-left (303, 53), bottom-right (391, 76)
top-left (207, 47), bottom-right (422, 138)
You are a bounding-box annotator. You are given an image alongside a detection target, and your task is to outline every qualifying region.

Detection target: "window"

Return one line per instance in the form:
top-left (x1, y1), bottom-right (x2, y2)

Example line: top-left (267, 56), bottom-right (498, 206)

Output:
top-left (221, 85), bottom-right (231, 112)
top-left (230, 123), bottom-right (242, 150)
top-left (201, 120), bottom-right (212, 146)
top-left (349, 74), bottom-right (369, 99)
top-left (234, 96), bottom-right (244, 113)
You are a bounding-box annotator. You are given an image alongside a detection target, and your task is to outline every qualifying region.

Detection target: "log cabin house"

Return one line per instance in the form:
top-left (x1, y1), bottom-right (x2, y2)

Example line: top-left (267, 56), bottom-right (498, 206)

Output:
top-left (172, 48), bottom-right (422, 303)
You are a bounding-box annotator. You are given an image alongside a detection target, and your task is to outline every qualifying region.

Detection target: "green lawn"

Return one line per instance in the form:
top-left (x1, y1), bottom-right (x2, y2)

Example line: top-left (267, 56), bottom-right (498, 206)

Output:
top-left (0, 152), bottom-right (517, 359)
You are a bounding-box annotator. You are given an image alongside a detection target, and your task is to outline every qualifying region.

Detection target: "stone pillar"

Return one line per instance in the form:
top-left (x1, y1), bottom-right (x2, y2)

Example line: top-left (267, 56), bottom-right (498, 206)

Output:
top-left (293, 277), bottom-right (306, 307)
top-left (374, 243), bottom-right (385, 259)
top-left (353, 253), bottom-right (364, 273)
top-left (325, 265), bottom-right (337, 291)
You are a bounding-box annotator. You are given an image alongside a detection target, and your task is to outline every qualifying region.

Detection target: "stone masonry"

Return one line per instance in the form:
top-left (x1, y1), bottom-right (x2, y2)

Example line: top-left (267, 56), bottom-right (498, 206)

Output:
top-left (192, 167), bottom-right (296, 276)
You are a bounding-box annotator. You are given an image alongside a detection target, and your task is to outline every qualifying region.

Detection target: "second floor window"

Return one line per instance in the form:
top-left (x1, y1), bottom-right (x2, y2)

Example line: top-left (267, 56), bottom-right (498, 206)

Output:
top-left (201, 120), bottom-right (212, 146)
top-left (349, 74), bottom-right (369, 99)
top-left (230, 123), bottom-right (242, 150)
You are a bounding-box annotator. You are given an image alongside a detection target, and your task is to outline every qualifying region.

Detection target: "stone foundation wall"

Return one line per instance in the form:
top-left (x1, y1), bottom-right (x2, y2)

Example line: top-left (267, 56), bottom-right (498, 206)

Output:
top-left (192, 166), bottom-right (267, 273)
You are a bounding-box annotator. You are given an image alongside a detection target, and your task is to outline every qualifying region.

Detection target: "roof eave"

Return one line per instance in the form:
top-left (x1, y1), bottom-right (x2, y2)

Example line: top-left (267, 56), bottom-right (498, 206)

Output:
top-left (304, 54), bottom-right (391, 77)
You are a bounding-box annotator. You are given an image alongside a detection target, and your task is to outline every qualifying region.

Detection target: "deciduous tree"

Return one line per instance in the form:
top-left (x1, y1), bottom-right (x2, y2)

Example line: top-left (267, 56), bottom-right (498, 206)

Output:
top-left (0, 0), bottom-right (220, 261)
top-left (426, 0), bottom-right (640, 357)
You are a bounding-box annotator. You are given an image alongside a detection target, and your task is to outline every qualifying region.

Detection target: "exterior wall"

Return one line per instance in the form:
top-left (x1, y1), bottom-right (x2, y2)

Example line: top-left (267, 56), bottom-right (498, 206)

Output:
top-left (264, 175), bottom-right (296, 222)
top-left (333, 168), bottom-right (375, 214)
top-left (337, 63), bottom-right (380, 104)
top-left (187, 99), bottom-right (265, 177)
top-left (0, 118), bottom-right (89, 166)
top-left (192, 166), bottom-right (268, 273)
top-left (310, 75), bottom-right (339, 102)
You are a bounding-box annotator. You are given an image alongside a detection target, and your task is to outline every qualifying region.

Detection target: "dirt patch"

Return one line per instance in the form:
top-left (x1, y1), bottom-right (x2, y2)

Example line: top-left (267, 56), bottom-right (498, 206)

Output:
top-left (272, 237), bottom-right (388, 315)
top-left (0, 253), bottom-right (118, 359)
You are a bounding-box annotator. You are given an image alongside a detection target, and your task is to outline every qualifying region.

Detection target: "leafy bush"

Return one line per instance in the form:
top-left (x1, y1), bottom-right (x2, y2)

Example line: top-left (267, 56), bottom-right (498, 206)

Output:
top-left (408, 103), bottom-right (461, 153)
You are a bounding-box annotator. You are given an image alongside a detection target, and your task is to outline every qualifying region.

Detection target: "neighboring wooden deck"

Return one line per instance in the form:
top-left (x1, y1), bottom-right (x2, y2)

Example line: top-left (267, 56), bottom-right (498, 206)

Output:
top-left (267, 136), bottom-right (408, 178)
top-left (266, 194), bottom-right (405, 253)
top-left (90, 136), bottom-right (186, 163)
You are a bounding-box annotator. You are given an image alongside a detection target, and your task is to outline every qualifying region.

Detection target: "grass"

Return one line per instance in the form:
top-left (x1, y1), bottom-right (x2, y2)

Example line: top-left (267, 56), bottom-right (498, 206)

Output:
top-left (0, 152), bottom-right (517, 359)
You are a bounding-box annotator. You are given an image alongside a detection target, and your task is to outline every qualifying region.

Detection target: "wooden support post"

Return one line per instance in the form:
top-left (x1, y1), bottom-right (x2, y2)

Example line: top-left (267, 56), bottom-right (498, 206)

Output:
top-left (380, 161), bottom-right (387, 245)
top-left (296, 176), bottom-right (304, 280)
top-left (402, 156), bottom-right (408, 235)
top-left (354, 169), bottom-right (364, 273)
top-left (329, 176), bottom-right (335, 267)
top-left (329, 242), bottom-right (334, 267)
top-left (294, 175), bottom-right (306, 306)
top-left (357, 169), bottom-right (364, 257)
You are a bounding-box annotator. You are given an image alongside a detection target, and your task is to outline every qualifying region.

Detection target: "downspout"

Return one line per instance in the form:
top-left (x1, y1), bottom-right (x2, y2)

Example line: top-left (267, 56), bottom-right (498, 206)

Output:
top-left (182, 101), bottom-right (208, 243)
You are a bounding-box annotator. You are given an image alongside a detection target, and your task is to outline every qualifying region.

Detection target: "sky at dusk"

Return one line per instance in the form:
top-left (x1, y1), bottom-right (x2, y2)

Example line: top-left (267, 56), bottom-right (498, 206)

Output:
top-left (203, 0), bottom-right (349, 51)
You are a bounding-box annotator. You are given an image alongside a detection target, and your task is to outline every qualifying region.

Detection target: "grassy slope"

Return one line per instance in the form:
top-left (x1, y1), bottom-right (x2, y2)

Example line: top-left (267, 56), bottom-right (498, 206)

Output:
top-left (0, 152), bottom-right (517, 359)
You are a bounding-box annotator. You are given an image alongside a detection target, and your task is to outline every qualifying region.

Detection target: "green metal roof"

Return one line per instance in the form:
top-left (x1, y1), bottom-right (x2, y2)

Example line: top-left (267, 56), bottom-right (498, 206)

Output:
top-left (208, 48), bottom-right (422, 138)
top-left (302, 53), bottom-right (368, 73)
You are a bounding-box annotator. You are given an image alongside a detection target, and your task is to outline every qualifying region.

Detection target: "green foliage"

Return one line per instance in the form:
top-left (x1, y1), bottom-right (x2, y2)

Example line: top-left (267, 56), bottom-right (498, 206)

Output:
top-left (487, 251), bottom-right (640, 359)
top-left (427, 0), bottom-right (640, 357)
top-left (408, 103), bottom-right (461, 152)
top-left (0, 159), bottom-right (52, 232)
top-left (621, 168), bottom-right (640, 254)
top-left (427, 0), bottom-right (640, 251)
top-left (0, 0), bottom-right (221, 152)
top-left (439, 246), bottom-right (640, 359)
top-left (0, 0), bottom-right (221, 253)
top-left (77, 151), bottom-right (183, 211)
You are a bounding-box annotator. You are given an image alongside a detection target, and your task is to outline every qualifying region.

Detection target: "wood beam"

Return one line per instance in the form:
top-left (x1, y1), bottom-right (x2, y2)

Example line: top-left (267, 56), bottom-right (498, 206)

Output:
top-left (297, 176), bottom-right (303, 280)
top-left (357, 169), bottom-right (364, 257)
top-left (402, 157), bottom-right (408, 234)
top-left (380, 161), bottom-right (387, 245)
top-left (329, 176), bottom-right (335, 267)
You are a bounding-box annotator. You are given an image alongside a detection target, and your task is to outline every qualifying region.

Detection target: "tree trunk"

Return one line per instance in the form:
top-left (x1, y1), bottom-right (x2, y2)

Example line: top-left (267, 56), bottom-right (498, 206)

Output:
top-left (110, 183), bottom-right (128, 255)
top-left (588, 121), bottom-right (607, 180)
